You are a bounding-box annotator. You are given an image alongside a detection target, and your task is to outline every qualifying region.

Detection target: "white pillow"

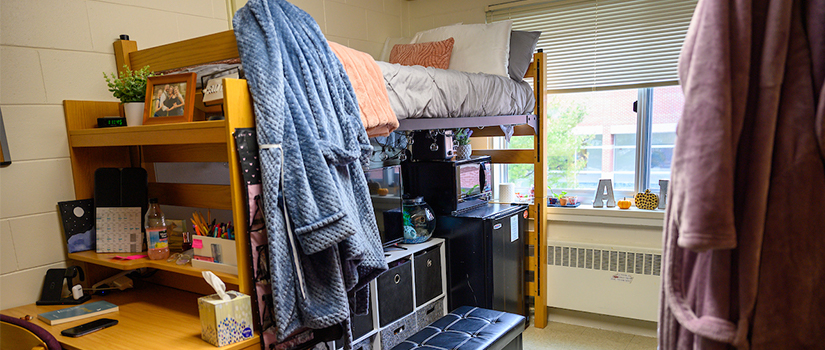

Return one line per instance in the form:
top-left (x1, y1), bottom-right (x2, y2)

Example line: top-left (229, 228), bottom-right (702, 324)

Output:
top-left (412, 21), bottom-right (513, 77)
top-left (379, 36), bottom-right (415, 62)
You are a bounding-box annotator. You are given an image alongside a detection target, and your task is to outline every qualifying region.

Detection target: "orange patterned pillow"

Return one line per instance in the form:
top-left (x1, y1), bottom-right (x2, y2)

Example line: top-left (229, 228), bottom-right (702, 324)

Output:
top-left (389, 37), bottom-right (454, 69)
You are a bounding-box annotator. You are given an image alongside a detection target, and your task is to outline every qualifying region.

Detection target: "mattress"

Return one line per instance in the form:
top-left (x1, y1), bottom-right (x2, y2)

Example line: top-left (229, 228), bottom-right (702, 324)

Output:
top-left (377, 61), bottom-right (535, 120)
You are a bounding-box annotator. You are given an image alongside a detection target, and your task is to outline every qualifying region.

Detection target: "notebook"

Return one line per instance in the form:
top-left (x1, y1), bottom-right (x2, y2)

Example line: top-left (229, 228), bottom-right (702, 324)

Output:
top-left (37, 301), bottom-right (118, 325)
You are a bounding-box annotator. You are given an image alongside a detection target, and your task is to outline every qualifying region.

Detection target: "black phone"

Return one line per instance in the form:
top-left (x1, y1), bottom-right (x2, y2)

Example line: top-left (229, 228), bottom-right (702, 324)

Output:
top-left (60, 318), bottom-right (118, 337)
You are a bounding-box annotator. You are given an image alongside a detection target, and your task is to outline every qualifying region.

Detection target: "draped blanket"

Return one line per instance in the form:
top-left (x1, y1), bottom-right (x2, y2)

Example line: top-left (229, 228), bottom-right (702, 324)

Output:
top-left (233, 0), bottom-right (388, 345)
top-left (328, 41), bottom-right (399, 137)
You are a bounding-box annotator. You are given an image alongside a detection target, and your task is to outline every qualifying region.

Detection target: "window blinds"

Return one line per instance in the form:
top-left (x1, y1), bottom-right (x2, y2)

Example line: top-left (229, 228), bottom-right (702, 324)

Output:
top-left (487, 0), bottom-right (697, 92)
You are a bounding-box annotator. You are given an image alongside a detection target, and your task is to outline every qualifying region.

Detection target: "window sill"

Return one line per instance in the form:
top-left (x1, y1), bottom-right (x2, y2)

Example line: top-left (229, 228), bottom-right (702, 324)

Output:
top-left (546, 204), bottom-right (665, 227)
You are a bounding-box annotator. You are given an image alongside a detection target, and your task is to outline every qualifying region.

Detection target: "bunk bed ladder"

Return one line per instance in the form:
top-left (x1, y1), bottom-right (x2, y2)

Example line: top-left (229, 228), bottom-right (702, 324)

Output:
top-left (469, 51), bottom-right (548, 328)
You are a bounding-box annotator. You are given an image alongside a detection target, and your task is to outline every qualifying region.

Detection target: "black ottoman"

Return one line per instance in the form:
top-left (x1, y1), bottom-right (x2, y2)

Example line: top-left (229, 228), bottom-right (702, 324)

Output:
top-left (390, 306), bottom-right (526, 350)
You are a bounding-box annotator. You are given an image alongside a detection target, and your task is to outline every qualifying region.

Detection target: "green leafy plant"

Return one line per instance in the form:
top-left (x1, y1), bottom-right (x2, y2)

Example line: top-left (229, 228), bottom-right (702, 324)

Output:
top-left (102, 65), bottom-right (155, 103)
top-left (454, 128), bottom-right (473, 145)
top-left (507, 97), bottom-right (593, 190)
top-left (463, 184), bottom-right (479, 196)
top-left (550, 188), bottom-right (567, 199)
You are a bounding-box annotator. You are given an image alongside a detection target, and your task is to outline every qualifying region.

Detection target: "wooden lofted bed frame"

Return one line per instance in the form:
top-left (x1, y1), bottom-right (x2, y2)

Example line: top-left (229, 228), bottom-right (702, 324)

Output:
top-left (113, 30), bottom-right (549, 328)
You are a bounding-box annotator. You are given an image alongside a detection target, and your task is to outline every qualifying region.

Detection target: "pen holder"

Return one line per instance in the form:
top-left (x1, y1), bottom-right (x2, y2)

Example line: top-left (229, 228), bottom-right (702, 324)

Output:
top-left (198, 290), bottom-right (253, 347)
top-left (192, 236), bottom-right (237, 275)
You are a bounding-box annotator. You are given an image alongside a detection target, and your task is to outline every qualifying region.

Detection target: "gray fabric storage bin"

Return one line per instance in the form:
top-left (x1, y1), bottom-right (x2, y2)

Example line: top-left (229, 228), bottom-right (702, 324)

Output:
top-left (415, 297), bottom-right (445, 330)
top-left (380, 312), bottom-right (418, 350)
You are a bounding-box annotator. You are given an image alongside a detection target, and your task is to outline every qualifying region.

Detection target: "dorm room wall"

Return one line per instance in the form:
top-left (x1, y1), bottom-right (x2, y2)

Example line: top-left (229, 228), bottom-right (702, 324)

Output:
top-left (0, 0), bottom-right (409, 310)
top-left (231, 0), bottom-right (406, 59)
top-left (406, 0), bottom-right (664, 326)
top-left (0, 0), bottom-right (230, 310)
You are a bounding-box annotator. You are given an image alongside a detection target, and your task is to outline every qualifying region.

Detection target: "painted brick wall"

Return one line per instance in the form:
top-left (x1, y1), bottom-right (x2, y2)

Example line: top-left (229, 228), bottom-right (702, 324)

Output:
top-left (0, 0), bottom-right (229, 309)
top-left (233, 0), bottom-right (405, 59)
top-left (0, 0), bottom-right (407, 309)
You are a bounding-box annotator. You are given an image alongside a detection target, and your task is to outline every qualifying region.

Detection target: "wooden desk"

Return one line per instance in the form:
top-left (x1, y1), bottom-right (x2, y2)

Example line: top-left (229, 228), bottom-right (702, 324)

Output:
top-left (1, 283), bottom-right (259, 350)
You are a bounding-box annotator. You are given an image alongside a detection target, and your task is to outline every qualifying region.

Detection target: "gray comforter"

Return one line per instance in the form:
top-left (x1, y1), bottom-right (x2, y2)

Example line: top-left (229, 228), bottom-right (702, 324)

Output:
top-left (377, 62), bottom-right (535, 120)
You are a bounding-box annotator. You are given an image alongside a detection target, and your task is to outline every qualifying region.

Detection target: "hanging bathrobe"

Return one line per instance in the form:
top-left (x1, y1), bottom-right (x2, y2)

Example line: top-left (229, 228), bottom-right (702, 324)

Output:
top-left (660, 0), bottom-right (825, 349)
top-left (233, 0), bottom-right (388, 345)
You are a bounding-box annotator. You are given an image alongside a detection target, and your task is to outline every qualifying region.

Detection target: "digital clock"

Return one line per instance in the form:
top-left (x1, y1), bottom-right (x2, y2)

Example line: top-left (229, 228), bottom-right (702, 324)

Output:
top-left (97, 117), bottom-right (127, 128)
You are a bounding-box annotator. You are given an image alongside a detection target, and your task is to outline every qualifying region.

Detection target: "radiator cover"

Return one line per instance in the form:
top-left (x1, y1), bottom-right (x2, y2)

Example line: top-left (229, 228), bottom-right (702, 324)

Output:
top-left (546, 241), bottom-right (662, 321)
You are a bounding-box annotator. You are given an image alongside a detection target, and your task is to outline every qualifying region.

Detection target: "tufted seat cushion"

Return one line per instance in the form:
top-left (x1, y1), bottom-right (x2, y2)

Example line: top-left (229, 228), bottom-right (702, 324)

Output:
top-left (391, 306), bottom-right (525, 350)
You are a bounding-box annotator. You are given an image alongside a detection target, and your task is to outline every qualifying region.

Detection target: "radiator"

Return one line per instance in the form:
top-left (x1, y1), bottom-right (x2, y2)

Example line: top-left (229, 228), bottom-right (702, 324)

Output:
top-left (546, 241), bottom-right (662, 321)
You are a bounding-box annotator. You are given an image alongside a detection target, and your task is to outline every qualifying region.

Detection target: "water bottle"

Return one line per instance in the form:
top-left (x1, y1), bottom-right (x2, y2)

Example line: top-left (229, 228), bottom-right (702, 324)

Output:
top-left (145, 198), bottom-right (170, 260)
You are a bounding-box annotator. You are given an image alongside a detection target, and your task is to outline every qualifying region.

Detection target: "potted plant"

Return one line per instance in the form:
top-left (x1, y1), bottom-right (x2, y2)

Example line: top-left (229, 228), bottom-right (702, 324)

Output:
top-left (548, 189), bottom-right (572, 206)
top-left (556, 191), bottom-right (569, 206)
top-left (103, 65), bottom-right (155, 126)
top-left (454, 128), bottom-right (473, 160)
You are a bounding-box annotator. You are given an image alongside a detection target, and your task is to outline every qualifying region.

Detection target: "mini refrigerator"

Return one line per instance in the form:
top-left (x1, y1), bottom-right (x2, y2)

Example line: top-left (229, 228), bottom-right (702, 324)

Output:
top-left (433, 203), bottom-right (527, 316)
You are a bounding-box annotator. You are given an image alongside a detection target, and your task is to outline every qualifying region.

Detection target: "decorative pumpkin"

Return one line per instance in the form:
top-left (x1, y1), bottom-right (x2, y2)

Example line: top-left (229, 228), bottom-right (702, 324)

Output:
top-left (377, 188), bottom-right (389, 196)
top-left (634, 189), bottom-right (659, 210)
top-left (617, 197), bottom-right (632, 209)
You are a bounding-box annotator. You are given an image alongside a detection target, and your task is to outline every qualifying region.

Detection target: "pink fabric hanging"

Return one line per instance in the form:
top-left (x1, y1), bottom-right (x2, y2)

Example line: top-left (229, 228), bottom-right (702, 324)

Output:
top-left (660, 0), bottom-right (825, 349)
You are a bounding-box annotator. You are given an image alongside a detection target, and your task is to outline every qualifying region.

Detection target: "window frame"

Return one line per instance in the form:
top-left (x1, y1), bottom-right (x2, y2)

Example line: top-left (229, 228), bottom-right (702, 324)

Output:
top-left (495, 87), bottom-right (676, 202)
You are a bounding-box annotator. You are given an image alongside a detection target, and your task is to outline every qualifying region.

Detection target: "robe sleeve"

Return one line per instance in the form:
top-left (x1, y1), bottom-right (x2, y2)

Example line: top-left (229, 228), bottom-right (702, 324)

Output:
top-left (668, 0), bottom-right (750, 252)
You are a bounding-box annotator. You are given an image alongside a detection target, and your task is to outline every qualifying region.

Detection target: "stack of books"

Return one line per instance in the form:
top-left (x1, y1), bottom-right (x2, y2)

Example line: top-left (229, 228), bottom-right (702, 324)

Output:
top-left (166, 220), bottom-right (188, 252)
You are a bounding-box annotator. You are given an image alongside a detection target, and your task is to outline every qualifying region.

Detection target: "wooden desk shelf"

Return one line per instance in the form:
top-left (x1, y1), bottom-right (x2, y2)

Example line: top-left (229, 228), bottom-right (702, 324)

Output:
top-left (63, 78), bottom-right (255, 298)
top-left (67, 251), bottom-right (240, 286)
top-left (67, 120), bottom-right (228, 147)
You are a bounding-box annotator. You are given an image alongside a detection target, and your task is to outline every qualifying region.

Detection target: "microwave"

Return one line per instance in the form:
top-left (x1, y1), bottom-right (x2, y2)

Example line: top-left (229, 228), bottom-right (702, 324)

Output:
top-left (401, 156), bottom-right (492, 215)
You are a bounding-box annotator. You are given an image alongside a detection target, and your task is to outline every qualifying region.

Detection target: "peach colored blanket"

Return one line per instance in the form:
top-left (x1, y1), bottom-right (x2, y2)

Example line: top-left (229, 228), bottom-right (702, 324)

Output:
top-left (328, 41), bottom-right (399, 137)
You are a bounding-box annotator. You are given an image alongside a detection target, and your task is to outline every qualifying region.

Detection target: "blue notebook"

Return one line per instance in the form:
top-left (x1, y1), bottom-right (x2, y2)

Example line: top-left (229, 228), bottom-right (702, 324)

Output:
top-left (37, 301), bottom-right (118, 325)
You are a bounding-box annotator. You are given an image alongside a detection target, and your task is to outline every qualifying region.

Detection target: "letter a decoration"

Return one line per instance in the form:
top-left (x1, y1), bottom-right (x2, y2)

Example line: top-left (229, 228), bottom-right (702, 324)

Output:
top-left (593, 179), bottom-right (616, 208)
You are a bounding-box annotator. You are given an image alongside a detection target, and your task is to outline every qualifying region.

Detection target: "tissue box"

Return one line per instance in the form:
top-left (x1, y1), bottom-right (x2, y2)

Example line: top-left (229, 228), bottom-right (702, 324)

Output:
top-left (198, 290), bottom-right (253, 347)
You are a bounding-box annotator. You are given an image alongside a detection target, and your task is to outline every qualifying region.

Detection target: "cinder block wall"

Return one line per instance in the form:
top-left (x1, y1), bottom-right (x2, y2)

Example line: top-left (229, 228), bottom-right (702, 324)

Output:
top-left (0, 0), bottom-right (407, 309)
top-left (0, 0), bottom-right (229, 309)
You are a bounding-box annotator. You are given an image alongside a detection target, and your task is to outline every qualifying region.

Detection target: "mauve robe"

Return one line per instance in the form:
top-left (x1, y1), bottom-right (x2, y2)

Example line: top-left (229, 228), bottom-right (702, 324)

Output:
top-left (660, 0), bottom-right (825, 349)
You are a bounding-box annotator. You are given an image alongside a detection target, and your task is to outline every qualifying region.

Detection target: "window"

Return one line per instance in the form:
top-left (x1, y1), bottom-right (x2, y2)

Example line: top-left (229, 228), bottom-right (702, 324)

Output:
top-left (495, 86), bottom-right (684, 199)
top-left (487, 0), bottom-right (694, 198)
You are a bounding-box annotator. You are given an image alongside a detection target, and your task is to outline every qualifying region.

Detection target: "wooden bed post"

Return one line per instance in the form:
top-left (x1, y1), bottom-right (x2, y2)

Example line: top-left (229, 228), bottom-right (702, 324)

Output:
top-left (113, 38), bottom-right (138, 77)
top-left (532, 50), bottom-right (548, 328)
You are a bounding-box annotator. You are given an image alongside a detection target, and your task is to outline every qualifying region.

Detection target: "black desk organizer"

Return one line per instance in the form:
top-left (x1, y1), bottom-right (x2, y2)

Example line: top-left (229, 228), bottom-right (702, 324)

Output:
top-left (36, 266), bottom-right (91, 305)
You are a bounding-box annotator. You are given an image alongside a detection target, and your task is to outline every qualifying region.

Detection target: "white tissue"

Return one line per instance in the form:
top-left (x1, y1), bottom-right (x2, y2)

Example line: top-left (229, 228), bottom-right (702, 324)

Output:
top-left (203, 271), bottom-right (230, 301)
top-left (499, 183), bottom-right (515, 203)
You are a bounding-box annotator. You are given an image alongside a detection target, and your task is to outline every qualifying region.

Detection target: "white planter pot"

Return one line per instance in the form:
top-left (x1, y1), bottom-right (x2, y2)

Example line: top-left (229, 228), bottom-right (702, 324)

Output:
top-left (455, 144), bottom-right (472, 160)
top-left (123, 102), bottom-right (144, 126)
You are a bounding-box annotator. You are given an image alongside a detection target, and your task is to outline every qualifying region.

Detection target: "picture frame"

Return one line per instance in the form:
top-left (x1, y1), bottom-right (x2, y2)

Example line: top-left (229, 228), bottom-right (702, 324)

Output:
top-left (201, 66), bottom-right (243, 107)
top-left (143, 73), bottom-right (197, 125)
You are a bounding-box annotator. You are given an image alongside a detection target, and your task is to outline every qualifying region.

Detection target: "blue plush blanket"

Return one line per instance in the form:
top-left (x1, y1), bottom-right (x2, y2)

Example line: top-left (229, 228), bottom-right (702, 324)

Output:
top-left (233, 0), bottom-right (388, 345)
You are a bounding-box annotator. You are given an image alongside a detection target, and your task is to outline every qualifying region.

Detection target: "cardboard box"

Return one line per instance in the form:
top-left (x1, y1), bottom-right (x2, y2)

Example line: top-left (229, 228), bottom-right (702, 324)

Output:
top-left (191, 259), bottom-right (238, 275)
top-left (192, 236), bottom-right (237, 266)
top-left (198, 291), bottom-right (253, 347)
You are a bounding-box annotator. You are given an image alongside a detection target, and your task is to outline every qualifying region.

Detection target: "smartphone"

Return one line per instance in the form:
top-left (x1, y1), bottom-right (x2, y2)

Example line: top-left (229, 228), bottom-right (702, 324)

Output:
top-left (60, 318), bottom-right (118, 337)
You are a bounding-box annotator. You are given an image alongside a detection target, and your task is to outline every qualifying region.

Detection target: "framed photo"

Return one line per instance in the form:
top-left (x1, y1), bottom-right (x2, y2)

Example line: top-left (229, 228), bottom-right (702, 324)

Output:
top-left (143, 73), bottom-right (197, 125)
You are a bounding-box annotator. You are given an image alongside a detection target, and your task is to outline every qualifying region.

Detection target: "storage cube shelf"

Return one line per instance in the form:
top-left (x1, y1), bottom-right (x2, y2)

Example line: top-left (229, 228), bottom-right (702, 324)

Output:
top-left (338, 238), bottom-right (448, 350)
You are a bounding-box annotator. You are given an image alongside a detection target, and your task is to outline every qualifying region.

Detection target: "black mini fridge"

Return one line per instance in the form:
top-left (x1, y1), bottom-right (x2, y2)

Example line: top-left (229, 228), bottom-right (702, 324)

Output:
top-left (433, 203), bottom-right (527, 316)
